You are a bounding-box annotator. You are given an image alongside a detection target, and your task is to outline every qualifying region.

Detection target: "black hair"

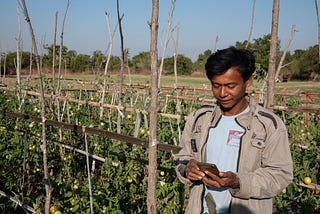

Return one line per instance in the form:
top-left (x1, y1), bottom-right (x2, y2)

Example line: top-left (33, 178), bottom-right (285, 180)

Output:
top-left (205, 46), bottom-right (255, 81)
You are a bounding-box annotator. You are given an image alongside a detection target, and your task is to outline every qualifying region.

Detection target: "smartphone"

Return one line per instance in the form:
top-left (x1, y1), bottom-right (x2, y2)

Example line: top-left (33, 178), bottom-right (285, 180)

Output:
top-left (197, 162), bottom-right (220, 176)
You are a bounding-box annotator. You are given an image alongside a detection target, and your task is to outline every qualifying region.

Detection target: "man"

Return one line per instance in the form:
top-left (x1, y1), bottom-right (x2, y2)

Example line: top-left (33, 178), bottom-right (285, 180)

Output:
top-left (175, 47), bottom-right (293, 214)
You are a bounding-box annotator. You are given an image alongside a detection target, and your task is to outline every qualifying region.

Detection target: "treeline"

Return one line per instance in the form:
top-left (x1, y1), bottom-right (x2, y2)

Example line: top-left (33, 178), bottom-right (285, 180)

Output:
top-left (0, 34), bottom-right (319, 80)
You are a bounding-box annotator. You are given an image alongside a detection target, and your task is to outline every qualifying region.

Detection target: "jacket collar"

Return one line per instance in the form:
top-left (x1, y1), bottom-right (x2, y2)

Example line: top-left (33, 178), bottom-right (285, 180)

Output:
top-left (211, 95), bottom-right (256, 129)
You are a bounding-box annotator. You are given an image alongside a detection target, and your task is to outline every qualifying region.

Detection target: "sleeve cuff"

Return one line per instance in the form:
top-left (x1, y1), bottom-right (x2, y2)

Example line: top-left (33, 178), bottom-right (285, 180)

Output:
top-left (229, 173), bottom-right (252, 199)
top-left (176, 164), bottom-right (193, 185)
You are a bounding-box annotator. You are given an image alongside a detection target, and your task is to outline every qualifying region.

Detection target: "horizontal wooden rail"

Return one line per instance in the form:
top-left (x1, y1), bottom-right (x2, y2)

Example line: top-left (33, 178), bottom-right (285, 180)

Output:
top-left (273, 105), bottom-right (320, 114)
top-left (1, 87), bottom-right (190, 120)
top-left (3, 76), bottom-right (320, 96)
top-left (4, 110), bottom-right (320, 192)
top-left (297, 181), bottom-right (320, 194)
top-left (0, 190), bottom-right (37, 213)
top-left (1, 87), bottom-right (319, 115)
top-left (2, 110), bottom-right (182, 154)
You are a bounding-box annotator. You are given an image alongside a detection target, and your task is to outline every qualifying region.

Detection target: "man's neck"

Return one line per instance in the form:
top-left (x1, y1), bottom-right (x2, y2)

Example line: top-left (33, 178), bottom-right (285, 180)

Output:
top-left (221, 99), bottom-right (249, 116)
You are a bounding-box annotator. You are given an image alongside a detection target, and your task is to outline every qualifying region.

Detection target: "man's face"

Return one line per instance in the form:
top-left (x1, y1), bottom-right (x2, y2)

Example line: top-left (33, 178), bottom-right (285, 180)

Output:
top-left (211, 67), bottom-right (252, 116)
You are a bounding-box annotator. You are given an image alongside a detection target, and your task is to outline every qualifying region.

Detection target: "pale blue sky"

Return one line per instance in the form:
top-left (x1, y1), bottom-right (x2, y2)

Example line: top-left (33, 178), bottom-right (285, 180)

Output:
top-left (0, 0), bottom-right (317, 61)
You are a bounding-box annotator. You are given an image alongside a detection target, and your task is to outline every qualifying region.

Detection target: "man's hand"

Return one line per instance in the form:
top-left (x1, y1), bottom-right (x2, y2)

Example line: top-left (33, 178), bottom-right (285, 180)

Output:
top-left (185, 159), bottom-right (205, 181)
top-left (202, 171), bottom-right (240, 189)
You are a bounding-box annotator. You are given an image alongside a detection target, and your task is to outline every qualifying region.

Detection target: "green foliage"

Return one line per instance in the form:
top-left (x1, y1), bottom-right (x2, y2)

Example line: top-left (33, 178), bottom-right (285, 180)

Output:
top-left (193, 49), bottom-right (212, 71)
top-left (2, 37), bottom-right (319, 80)
top-left (70, 54), bottom-right (91, 72)
top-left (130, 51), bottom-right (151, 73)
top-left (163, 54), bottom-right (193, 75)
top-left (108, 55), bottom-right (122, 71)
top-left (274, 111), bottom-right (320, 213)
top-left (91, 50), bottom-right (106, 71)
top-left (42, 44), bottom-right (75, 68)
top-left (236, 34), bottom-right (281, 81)
top-left (1, 51), bottom-right (35, 73)
top-left (252, 63), bottom-right (267, 82)
top-left (0, 80), bottom-right (319, 213)
top-left (290, 45), bottom-right (319, 80)
top-left (0, 87), bottom-right (188, 213)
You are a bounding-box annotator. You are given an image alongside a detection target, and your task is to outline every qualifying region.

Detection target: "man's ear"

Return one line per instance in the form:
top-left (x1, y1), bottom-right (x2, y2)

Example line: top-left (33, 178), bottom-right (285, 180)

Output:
top-left (245, 76), bottom-right (253, 88)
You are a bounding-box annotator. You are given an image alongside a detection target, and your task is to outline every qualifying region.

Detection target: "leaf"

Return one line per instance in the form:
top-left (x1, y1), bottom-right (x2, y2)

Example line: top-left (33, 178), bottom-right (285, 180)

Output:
top-left (72, 204), bottom-right (79, 212)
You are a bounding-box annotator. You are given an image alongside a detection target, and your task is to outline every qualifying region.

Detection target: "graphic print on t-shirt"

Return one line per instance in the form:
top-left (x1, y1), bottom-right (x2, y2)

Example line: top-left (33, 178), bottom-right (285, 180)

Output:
top-left (226, 130), bottom-right (243, 147)
top-left (203, 106), bottom-right (249, 214)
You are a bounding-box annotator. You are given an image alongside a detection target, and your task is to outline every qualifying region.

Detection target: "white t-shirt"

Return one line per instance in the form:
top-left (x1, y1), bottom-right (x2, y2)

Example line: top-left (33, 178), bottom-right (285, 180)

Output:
top-left (203, 107), bottom-right (249, 214)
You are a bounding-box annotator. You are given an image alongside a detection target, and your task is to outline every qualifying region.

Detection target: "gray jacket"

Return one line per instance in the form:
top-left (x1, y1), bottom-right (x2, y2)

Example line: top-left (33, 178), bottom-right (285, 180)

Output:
top-left (175, 96), bottom-right (293, 214)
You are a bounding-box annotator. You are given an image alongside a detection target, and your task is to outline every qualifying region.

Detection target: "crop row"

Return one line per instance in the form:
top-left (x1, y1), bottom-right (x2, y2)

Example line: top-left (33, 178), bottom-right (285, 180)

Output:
top-left (0, 86), bottom-right (319, 213)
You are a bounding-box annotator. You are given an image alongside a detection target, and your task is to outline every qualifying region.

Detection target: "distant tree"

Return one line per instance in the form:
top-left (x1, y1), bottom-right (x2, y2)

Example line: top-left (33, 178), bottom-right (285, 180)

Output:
top-left (65, 50), bottom-right (77, 68)
top-left (193, 49), bottom-right (212, 71)
top-left (109, 55), bottom-right (121, 71)
top-left (130, 51), bottom-right (151, 72)
top-left (286, 49), bottom-right (302, 77)
top-left (90, 51), bottom-right (122, 72)
top-left (163, 54), bottom-right (193, 75)
top-left (4, 51), bottom-right (34, 71)
top-left (236, 34), bottom-right (281, 81)
top-left (42, 44), bottom-right (77, 70)
top-left (42, 44), bottom-right (68, 67)
top-left (66, 49), bottom-right (77, 58)
top-left (91, 50), bottom-right (106, 71)
top-left (5, 52), bottom-right (17, 69)
top-left (276, 49), bottom-right (293, 80)
top-left (236, 35), bottom-right (318, 81)
top-left (70, 54), bottom-right (90, 72)
top-left (290, 45), bottom-right (319, 80)
top-left (237, 34), bottom-right (280, 72)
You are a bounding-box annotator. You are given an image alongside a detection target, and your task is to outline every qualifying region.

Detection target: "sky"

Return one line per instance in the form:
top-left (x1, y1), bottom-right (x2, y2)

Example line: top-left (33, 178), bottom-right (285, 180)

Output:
top-left (0, 0), bottom-right (318, 61)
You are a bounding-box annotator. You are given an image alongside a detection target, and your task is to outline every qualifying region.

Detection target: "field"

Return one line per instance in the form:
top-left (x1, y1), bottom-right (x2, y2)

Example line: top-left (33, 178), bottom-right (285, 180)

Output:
top-left (69, 72), bottom-right (320, 91)
top-left (0, 73), bottom-right (319, 213)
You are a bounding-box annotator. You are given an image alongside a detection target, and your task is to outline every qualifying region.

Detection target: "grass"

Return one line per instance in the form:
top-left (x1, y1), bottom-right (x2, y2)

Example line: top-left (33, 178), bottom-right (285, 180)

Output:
top-left (274, 81), bottom-right (320, 93)
top-left (3, 71), bottom-right (320, 94)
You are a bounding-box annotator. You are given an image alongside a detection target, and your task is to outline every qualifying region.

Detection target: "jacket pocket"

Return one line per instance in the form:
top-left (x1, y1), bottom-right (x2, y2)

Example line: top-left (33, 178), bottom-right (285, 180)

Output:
top-left (251, 133), bottom-right (266, 149)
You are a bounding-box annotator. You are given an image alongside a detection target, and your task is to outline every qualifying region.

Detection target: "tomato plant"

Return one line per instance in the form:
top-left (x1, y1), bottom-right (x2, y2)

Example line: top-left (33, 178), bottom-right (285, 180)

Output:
top-left (0, 83), bottom-right (319, 213)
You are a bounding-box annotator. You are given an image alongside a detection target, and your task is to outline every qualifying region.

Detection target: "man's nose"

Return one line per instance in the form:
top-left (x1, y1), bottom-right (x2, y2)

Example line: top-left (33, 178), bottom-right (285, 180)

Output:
top-left (219, 86), bottom-right (228, 97)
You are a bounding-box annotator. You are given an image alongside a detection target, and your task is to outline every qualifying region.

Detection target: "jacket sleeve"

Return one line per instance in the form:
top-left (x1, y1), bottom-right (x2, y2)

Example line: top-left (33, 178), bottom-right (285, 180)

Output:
top-left (230, 119), bottom-right (293, 199)
top-left (174, 112), bottom-right (197, 185)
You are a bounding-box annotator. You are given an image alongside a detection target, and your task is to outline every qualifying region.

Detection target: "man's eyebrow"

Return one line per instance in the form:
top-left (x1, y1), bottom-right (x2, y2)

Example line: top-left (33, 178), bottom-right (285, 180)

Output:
top-left (212, 82), bottom-right (237, 86)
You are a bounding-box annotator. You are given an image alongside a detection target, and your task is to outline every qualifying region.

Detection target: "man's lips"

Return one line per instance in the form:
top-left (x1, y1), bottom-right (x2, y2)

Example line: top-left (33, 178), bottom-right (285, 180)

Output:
top-left (219, 99), bottom-right (232, 104)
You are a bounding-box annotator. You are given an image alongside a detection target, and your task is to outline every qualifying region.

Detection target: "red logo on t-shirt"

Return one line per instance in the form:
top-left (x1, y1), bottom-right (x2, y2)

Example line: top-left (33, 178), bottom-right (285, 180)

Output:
top-left (227, 130), bottom-right (243, 146)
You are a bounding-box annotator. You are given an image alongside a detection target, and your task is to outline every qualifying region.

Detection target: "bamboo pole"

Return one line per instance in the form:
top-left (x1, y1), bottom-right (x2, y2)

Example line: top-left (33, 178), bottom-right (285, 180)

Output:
top-left (116, 0), bottom-right (125, 134)
top-left (56, 0), bottom-right (71, 95)
top-left (20, 0), bottom-right (51, 213)
top-left (56, 1), bottom-right (71, 184)
top-left (213, 36), bottom-right (219, 52)
top-left (259, 25), bottom-right (296, 103)
top-left (275, 25), bottom-right (296, 81)
top-left (0, 190), bottom-right (37, 213)
top-left (158, 0), bottom-right (175, 89)
top-left (84, 131), bottom-right (94, 214)
top-left (117, 0), bottom-right (125, 101)
top-left (245, 0), bottom-right (256, 49)
top-left (2, 52), bottom-right (7, 79)
top-left (28, 46), bottom-right (32, 79)
top-left (171, 26), bottom-right (182, 142)
top-left (15, 0), bottom-right (22, 109)
top-left (266, 0), bottom-right (279, 109)
top-left (172, 25), bottom-right (179, 90)
top-left (148, 0), bottom-right (159, 213)
top-left (125, 48), bottom-right (132, 85)
top-left (100, 12), bottom-right (119, 118)
top-left (52, 11), bottom-right (58, 87)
